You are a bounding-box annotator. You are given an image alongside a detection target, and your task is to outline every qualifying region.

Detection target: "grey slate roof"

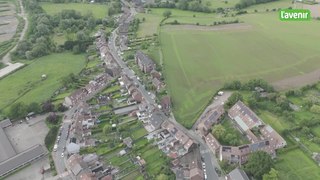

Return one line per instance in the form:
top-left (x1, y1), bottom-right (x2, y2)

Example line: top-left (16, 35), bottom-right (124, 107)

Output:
top-left (0, 144), bottom-right (45, 177)
top-left (0, 125), bottom-right (16, 162)
top-left (228, 168), bottom-right (250, 180)
top-left (136, 51), bottom-right (155, 66)
top-left (113, 104), bottom-right (139, 115)
top-left (0, 119), bottom-right (12, 128)
top-left (150, 112), bottom-right (165, 130)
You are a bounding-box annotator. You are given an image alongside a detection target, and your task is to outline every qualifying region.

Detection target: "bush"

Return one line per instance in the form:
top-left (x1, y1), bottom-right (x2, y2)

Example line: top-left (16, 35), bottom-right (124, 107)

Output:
top-left (45, 126), bottom-right (59, 151)
top-left (46, 113), bottom-right (61, 124)
top-left (310, 105), bottom-right (320, 114)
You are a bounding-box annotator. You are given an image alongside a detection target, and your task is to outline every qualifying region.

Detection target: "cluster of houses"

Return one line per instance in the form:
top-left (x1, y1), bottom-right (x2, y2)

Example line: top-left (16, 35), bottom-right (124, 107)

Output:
top-left (64, 74), bottom-right (112, 108)
top-left (135, 51), bottom-right (166, 92)
top-left (197, 100), bottom-right (286, 165)
top-left (66, 153), bottom-right (117, 180)
top-left (68, 106), bottom-right (97, 150)
top-left (95, 31), bottom-right (121, 78)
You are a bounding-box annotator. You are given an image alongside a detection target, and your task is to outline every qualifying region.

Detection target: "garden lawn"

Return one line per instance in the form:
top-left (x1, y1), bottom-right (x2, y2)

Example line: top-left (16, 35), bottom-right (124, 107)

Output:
top-left (259, 111), bottom-right (290, 133)
top-left (131, 127), bottom-right (147, 140)
top-left (160, 12), bottom-right (320, 127)
top-left (276, 149), bottom-right (320, 180)
top-left (40, 2), bottom-right (108, 18)
top-left (0, 53), bottom-right (85, 111)
top-left (220, 118), bottom-right (250, 145)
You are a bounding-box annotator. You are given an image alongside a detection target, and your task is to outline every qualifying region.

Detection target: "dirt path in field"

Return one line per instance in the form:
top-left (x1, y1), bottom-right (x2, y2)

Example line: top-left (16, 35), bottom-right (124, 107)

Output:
top-left (162, 23), bottom-right (252, 31)
top-left (272, 69), bottom-right (320, 91)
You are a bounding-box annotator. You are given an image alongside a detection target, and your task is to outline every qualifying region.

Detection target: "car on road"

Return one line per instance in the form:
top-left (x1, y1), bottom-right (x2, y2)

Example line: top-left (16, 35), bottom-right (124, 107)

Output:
top-left (61, 153), bottom-right (64, 158)
top-left (53, 144), bottom-right (58, 152)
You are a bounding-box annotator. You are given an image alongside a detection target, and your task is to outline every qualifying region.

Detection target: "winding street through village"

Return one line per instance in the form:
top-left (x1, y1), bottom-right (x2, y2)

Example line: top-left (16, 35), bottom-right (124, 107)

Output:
top-left (51, 1), bottom-right (222, 179)
top-left (106, 1), bottom-right (222, 179)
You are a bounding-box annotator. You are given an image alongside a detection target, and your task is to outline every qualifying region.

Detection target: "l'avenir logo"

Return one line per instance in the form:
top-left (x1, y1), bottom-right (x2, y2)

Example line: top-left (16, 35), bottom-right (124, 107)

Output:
top-left (279, 9), bottom-right (311, 21)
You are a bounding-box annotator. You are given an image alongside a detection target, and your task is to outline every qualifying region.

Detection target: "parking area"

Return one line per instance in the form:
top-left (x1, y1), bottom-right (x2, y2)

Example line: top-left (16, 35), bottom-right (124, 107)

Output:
top-left (4, 119), bottom-right (49, 153)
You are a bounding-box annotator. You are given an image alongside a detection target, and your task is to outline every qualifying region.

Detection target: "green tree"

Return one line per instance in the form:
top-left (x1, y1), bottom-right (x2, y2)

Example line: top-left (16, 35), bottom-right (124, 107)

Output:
top-left (27, 102), bottom-right (41, 114)
top-left (225, 133), bottom-right (238, 146)
top-left (263, 168), bottom-right (279, 180)
top-left (244, 151), bottom-right (274, 179)
top-left (76, 31), bottom-right (88, 42)
top-left (45, 126), bottom-right (59, 150)
top-left (42, 101), bottom-right (55, 113)
top-left (212, 124), bottom-right (226, 139)
top-left (310, 105), bottom-right (320, 114)
top-left (163, 10), bottom-right (172, 18)
top-left (302, 127), bottom-right (311, 135)
top-left (225, 91), bottom-right (243, 109)
top-left (103, 125), bottom-right (111, 135)
top-left (9, 102), bottom-right (28, 120)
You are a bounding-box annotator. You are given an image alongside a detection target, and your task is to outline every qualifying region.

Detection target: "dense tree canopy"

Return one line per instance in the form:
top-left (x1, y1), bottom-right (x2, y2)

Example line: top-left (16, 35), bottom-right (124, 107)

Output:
top-left (244, 151), bottom-right (274, 179)
top-left (13, 0), bottom-right (101, 60)
top-left (235, 0), bottom-right (278, 9)
top-left (224, 91), bottom-right (243, 109)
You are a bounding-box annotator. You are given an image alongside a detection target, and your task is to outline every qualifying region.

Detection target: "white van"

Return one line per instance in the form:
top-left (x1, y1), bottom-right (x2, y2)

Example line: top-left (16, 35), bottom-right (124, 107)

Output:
top-left (53, 144), bottom-right (58, 152)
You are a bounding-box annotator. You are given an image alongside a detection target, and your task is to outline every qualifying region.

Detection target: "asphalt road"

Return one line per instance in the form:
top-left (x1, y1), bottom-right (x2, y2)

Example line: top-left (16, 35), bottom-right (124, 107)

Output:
top-left (52, 108), bottom-right (74, 176)
top-left (52, 121), bottom-right (70, 174)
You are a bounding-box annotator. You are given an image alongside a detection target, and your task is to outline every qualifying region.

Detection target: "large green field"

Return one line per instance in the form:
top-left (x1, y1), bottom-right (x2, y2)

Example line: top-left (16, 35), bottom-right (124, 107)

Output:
top-left (160, 12), bottom-right (320, 127)
top-left (0, 53), bottom-right (85, 111)
top-left (40, 2), bottom-right (108, 18)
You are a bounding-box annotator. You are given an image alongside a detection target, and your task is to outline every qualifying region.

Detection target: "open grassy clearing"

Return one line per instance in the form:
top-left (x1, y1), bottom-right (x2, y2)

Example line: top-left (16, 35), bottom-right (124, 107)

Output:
top-left (0, 53), bottom-right (85, 111)
top-left (276, 149), bottom-right (320, 180)
top-left (160, 12), bottom-right (320, 127)
top-left (40, 2), bottom-right (109, 18)
top-left (136, 13), bottom-right (162, 37)
top-left (259, 111), bottom-right (290, 133)
top-left (136, 8), bottom-right (222, 37)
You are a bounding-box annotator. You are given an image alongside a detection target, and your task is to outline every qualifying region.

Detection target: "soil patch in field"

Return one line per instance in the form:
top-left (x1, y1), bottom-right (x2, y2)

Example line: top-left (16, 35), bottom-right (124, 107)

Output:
top-left (272, 68), bottom-right (320, 91)
top-left (0, 3), bottom-right (18, 43)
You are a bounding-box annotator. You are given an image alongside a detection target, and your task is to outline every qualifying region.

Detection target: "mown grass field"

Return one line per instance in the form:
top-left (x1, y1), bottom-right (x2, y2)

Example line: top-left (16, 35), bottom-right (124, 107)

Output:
top-left (0, 53), bottom-right (85, 111)
top-left (276, 149), bottom-right (320, 180)
top-left (40, 2), bottom-right (109, 18)
top-left (160, 12), bottom-right (320, 127)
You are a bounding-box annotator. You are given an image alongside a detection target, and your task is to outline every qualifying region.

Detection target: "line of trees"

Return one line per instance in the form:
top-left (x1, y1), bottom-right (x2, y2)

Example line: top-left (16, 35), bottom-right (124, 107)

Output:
top-left (108, 0), bottom-right (122, 16)
top-left (235, 0), bottom-right (279, 9)
top-left (148, 0), bottom-right (212, 13)
top-left (7, 100), bottom-right (67, 120)
top-left (223, 79), bottom-right (275, 92)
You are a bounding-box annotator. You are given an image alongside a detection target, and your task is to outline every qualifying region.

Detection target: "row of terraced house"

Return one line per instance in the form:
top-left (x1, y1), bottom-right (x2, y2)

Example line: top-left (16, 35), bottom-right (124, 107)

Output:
top-left (198, 100), bottom-right (286, 165)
